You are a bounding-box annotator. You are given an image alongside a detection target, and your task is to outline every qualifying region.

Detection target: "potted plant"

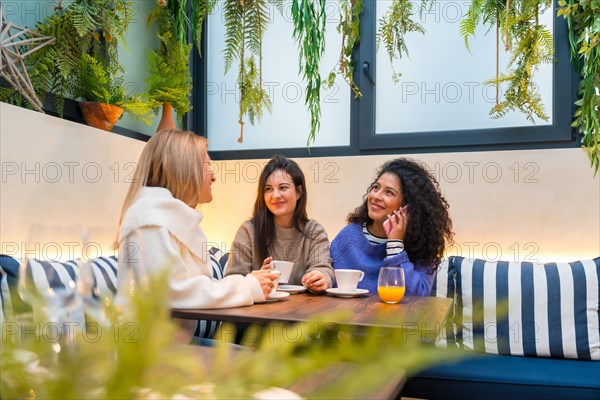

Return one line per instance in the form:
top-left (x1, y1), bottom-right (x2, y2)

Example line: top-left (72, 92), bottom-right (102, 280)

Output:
top-left (24, 0), bottom-right (136, 117)
top-left (146, 2), bottom-right (193, 132)
top-left (69, 54), bottom-right (157, 131)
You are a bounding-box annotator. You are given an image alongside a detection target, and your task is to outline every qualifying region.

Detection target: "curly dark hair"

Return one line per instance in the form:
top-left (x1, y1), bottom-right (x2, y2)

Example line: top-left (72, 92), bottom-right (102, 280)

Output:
top-left (347, 158), bottom-right (454, 271)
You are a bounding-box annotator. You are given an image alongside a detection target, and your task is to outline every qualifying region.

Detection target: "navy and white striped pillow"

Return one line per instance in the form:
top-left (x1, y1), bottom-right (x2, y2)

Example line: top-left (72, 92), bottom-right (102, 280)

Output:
top-left (430, 257), bottom-right (457, 347)
top-left (208, 247), bottom-right (228, 280)
top-left (88, 256), bottom-right (118, 300)
top-left (0, 255), bottom-right (119, 322)
top-left (22, 258), bottom-right (86, 326)
top-left (195, 249), bottom-right (228, 339)
top-left (0, 255), bottom-right (23, 321)
top-left (454, 256), bottom-right (600, 360)
top-left (1, 251), bottom-right (229, 341)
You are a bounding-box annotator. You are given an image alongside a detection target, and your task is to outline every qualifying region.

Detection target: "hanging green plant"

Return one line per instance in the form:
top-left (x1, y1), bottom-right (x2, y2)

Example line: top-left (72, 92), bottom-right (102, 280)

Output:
top-left (460, 0), bottom-right (554, 122)
top-left (223, 0), bottom-right (273, 143)
top-left (377, 0), bottom-right (429, 83)
top-left (327, 0), bottom-right (363, 99)
top-left (291, 0), bottom-right (328, 145)
top-left (164, 0), bottom-right (216, 54)
top-left (146, 3), bottom-right (193, 118)
top-left (558, 0), bottom-right (600, 175)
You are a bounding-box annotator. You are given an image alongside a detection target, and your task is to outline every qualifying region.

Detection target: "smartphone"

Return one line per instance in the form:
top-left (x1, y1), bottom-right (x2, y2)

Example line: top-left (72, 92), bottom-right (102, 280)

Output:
top-left (383, 217), bottom-right (393, 236)
top-left (383, 205), bottom-right (407, 236)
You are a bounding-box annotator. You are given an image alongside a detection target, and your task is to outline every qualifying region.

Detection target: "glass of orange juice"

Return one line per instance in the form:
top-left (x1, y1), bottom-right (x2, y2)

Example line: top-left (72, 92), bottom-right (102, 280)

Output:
top-left (377, 267), bottom-right (405, 304)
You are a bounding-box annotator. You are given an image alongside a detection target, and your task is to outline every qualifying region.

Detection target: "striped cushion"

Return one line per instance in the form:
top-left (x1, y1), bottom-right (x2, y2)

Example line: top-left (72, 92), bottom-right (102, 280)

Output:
top-left (454, 256), bottom-right (600, 360)
top-left (195, 248), bottom-right (228, 339)
top-left (208, 247), bottom-right (228, 280)
top-left (0, 255), bottom-right (22, 322)
top-left (0, 251), bottom-right (229, 341)
top-left (0, 255), bottom-right (119, 322)
top-left (88, 256), bottom-right (118, 299)
top-left (20, 258), bottom-right (86, 326)
top-left (429, 257), bottom-right (457, 347)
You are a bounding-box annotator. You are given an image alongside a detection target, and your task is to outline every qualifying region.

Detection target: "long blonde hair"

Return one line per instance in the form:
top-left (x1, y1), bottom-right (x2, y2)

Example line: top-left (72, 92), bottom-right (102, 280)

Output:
top-left (118, 129), bottom-right (209, 228)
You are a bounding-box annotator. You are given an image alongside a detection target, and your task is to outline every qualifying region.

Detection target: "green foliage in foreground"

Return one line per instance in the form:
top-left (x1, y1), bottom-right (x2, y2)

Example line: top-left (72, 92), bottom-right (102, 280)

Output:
top-left (1, 272), bottom-right (460, 399)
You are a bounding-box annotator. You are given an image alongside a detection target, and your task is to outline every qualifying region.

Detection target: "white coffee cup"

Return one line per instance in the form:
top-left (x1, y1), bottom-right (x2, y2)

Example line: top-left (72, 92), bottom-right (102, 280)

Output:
top-left (335, 269), bottom-right (365, 292)
top-left (271, 260), bottom-right (294, 284)
top-left (270, 270), bottom-right (282, 294)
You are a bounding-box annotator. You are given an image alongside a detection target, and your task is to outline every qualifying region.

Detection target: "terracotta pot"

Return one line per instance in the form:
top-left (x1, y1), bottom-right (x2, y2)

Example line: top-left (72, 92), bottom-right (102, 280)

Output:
top-left (79, 102), bottom-right (124, 131)
top-left (156, 102), bottom-right (176, 132)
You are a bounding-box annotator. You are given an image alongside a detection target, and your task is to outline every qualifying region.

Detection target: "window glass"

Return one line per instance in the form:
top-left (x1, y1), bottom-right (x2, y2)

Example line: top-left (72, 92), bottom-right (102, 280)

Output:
top-left (375, 0), bottom-right (554, 135)
top-left (206, 1), bottom-right (350, 151)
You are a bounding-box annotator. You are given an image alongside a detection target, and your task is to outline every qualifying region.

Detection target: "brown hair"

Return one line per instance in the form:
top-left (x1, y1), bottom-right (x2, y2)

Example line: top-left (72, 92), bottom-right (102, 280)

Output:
top-left (251, 155), bottom-right (309, 262)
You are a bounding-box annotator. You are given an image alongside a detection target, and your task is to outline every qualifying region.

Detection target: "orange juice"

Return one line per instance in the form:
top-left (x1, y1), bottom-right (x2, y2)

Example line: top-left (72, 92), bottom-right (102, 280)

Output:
top-left (378, 286), bottom-right (405, 303)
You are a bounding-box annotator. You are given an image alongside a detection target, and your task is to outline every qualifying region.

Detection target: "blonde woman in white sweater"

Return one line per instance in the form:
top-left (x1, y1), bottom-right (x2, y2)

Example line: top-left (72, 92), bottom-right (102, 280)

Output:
top-left (117, 129), bottom-right (276, 340)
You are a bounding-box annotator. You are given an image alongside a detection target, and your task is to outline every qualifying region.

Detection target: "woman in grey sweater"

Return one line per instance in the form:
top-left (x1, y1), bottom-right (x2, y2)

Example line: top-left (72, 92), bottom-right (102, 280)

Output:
top-left (224, 155), bottom-right (334, 293)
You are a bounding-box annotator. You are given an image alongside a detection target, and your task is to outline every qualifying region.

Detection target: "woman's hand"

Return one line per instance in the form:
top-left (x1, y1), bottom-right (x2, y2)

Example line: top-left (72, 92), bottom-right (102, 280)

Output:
top-left (387, 205), bottom-right (409, 241)
top-left (260, 256), bottom-right (273, 271)
top-left (251, 269), bottom-right (277, 298)
top-left (301, 270), bottom-right (328, 293)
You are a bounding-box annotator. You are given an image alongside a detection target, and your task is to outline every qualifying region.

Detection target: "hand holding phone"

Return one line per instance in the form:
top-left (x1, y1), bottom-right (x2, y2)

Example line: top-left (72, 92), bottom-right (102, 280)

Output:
top-left (383, 205), bottom-right (408, 237)
top-left (383, 216), bottom-right (394, 236)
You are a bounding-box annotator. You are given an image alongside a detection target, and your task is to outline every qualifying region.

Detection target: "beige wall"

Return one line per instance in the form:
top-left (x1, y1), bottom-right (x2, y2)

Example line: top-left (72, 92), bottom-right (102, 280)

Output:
top-left (1, 103), bottom-right (145, 260)
top-left (203, 150), bottom-right (600, 263)
top-left (2, 103), bottom-right (599, 263)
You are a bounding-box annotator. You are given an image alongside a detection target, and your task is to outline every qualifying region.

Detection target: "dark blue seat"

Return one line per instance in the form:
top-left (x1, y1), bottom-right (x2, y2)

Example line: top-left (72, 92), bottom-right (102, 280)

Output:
top-left (401, 352), bottom-right (600, 400)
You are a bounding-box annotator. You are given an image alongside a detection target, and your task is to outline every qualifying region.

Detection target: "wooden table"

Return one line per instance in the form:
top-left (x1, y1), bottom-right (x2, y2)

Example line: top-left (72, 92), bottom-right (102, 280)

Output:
top-left (178, 294), bottom-right (452, 399)
top-left (173, 293), bottom-right (453, 338)
top-left (193, 340), bottom-right (407, 400)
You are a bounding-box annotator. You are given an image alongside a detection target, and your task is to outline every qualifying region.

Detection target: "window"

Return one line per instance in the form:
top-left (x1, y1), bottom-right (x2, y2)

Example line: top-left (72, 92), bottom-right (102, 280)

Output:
top-left (200, 1), bottom-right (350, 152)
top-left (195, 0), bottom-right (577, 159)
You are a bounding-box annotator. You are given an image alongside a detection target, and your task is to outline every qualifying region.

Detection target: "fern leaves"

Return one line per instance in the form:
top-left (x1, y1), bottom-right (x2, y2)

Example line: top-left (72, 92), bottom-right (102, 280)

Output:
top-left (191, 0), bottom-right (217, 53)
top-left (223, 0), bottom-right (244, 74)
top-left (245, 0), bottom-right (270, 58)
top-left (291, 0), bottom-right (328, 146)
top-left (146, 5), bottom-right (193, 117)
top-left (377, 0), bottom-right (429, 82)
top-left (69, 53), bottom-right (155, 125)
top-left (461, 0), bottom-right (554, 122)
top-left (558, 0), bottom-right (600, 174)
top-left (238, 57), bottom-right (272, 143)
top-left (327, 0), bottom-right (363, 99)
top-left (223, 0), bottom-right (273, 143)
top-left (25, 0), bottom-right (135, 116)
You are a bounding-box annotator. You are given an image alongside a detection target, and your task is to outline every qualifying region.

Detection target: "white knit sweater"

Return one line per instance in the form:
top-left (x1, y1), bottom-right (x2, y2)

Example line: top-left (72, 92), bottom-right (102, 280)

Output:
top-left (117, 187), bottom-right (264, 339)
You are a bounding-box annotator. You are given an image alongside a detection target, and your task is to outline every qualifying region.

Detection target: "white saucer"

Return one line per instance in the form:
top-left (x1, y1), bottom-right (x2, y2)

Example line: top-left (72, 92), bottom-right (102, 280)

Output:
top-left (325, 288), bottom-right (369, 298)
top-left (267, 291), bottom-right (290, 301)
top-left (277, 284), bottom-right (306, 294)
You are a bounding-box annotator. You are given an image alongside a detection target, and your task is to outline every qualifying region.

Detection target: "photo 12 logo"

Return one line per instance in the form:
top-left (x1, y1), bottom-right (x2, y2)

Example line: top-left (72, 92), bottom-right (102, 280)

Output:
top-left (425, 161), bottom-right (540, 184)
top-left (1, 161), bottom-right (139, 184)
top-left (445, 241), bottom-right (540, 263)
top-left (2, 321), bottom-right (139, 344)
top-left (207, 81), bottom-right (341, 105)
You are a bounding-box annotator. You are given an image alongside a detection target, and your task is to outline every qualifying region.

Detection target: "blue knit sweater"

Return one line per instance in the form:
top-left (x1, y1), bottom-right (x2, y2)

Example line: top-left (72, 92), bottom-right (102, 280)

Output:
top-left (330, 223), bottom-right (435, 296)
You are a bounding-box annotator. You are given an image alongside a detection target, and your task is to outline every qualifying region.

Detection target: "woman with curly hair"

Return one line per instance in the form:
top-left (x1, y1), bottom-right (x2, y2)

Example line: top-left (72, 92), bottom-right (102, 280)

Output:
top-left (330, 158), bottom-right (454, 296)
